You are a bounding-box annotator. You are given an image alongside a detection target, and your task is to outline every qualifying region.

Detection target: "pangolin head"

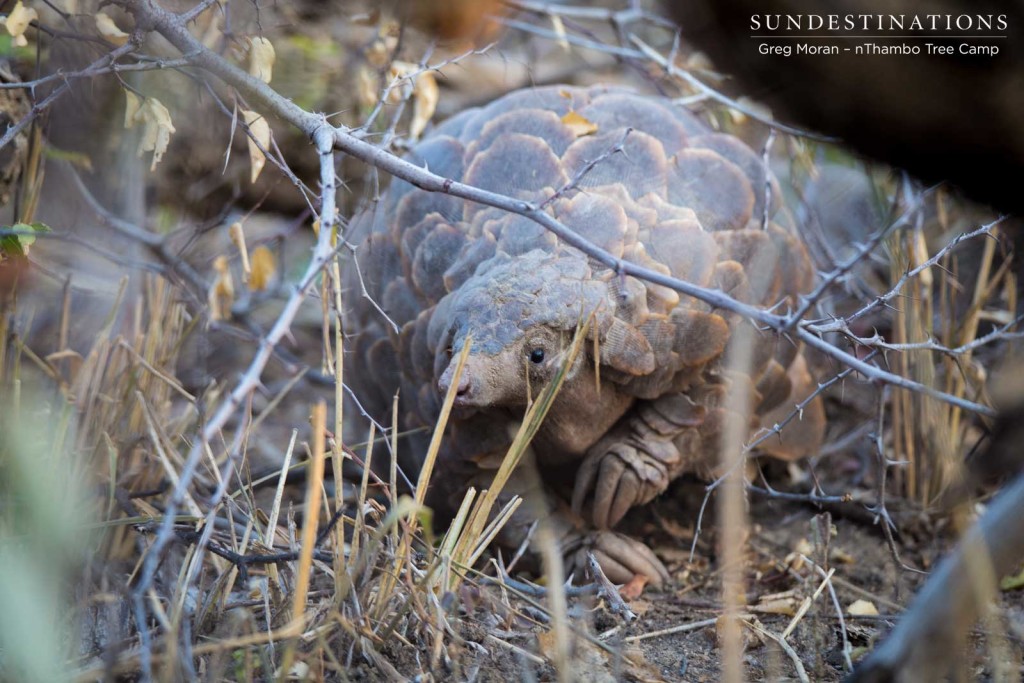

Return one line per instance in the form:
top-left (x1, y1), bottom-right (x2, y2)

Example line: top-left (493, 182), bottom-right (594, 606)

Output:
top-left (430, 248), bottom-right (610, 411)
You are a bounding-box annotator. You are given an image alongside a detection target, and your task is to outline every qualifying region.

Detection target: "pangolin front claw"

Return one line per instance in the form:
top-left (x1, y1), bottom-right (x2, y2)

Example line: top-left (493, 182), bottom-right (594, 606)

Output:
top-left (572, 438), bottom-right (676, 530)
top-left (567, 529), bottom-right (670, 587)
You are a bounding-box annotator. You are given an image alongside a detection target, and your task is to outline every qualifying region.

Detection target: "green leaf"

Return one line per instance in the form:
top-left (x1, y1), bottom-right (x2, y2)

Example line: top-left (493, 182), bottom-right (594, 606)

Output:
top-left (1001, 566), bottom-right (1024, 591)
top-left (0, 234), bottom-right (23, 257)
top-left (42, 146), bottom-right (95, 171)
top-left (0, 223), bottom-right (50, 257)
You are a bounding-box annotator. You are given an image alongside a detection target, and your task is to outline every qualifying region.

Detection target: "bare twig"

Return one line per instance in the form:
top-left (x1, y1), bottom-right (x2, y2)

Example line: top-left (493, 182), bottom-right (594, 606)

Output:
top-left (632, 33), bottom-right (835, 141)
top-left (0, 41), bottom-right (139, 151)
top-left (585, 552), bottom-right (636, 623)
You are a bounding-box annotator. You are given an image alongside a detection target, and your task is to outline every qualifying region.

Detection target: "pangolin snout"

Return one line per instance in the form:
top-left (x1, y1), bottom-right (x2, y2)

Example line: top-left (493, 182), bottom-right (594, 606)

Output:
top-left (438, 363), bottom-right (473, 405)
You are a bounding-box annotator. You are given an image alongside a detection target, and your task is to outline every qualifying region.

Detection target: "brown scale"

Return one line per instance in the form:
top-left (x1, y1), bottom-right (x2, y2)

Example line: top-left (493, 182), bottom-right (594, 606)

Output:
top-left (712, 230), bottom-right (784, 305)
top-left (561, 131), bottom-right (670, 198)
top-left (490, 213), bottom-right (558, 256)
top-left (442, 232), bottom-right (497, 293)
top-left (579, 93), bottom-right (691, 156)
top-left (597, 183), bottom-right (654, 241)
top-left (462, 134), bottom-right (567, 221)
top-left (411, 223), bottom-right (466, 303)
top-left (343, 85), bottom-right (825, 587)
top-left (382, 279), bottom-right (420, 328)
top-left (668, 149), bottom-right (755, 231)
top-left (468, 109), bottom-right (577, 159)
top-left (647, 218), bottom-right (720, 292)
top-left (554, 193), bottom-right (630, 258)
top-left (690, 133), bottom-right (782, 218)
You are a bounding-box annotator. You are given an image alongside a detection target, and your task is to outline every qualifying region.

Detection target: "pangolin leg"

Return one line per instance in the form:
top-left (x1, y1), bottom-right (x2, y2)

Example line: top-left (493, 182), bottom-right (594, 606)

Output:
top-left (573, 392), bottom-right (707, 529)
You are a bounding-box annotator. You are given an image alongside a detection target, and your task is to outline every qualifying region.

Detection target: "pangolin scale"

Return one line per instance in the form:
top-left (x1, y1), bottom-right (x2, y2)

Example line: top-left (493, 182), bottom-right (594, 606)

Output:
top-left (344, 85), bottom-right (825, 584)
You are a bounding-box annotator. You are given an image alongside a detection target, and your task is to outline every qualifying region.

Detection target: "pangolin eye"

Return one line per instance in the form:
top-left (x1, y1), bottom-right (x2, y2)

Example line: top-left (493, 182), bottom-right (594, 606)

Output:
top-left (529, 348), bottom-right (545, 364)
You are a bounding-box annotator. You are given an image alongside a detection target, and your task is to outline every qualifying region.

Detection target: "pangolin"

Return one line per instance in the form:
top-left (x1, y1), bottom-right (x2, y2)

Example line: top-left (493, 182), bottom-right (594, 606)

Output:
top-left (344, 85), bottom-right (825, 585)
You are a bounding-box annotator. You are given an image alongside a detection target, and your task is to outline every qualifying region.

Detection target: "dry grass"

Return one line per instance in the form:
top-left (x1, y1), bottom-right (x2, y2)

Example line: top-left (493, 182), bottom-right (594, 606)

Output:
top-left (0, 276), bottom-right (630, 680)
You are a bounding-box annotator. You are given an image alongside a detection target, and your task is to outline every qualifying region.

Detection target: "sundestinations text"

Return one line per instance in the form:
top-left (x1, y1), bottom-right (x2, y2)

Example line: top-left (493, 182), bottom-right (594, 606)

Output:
top-left (750, 14), bottom-right (1008, 32)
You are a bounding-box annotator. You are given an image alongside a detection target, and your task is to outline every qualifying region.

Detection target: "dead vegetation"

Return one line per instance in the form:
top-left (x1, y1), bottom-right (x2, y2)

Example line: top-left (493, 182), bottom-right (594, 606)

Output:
top-left (0, 1), bottom-right (1021, 681)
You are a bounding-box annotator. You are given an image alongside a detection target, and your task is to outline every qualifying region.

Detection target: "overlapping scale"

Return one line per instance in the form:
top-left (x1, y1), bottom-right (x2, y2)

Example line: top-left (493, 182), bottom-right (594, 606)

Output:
top-left (561, 130), bottom-right (669, 198)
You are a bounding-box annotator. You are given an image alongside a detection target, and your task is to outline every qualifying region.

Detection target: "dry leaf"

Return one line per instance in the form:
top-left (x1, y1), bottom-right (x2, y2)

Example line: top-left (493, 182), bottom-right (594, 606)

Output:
top-left (275, 660), bottom-right (309, 681)
top-left (626, 598), bottom-right (651, 617)
top-left (717, 615), bottom-right (760, 650)
top-left (209, 255), bottom-right (234, 321)
top-left (534, 630), bottom-right (559, 660)
top-left (365, 37), bottom-right (393, 70)
top-left (562, 110), bottom-right (598, 137)
top-left (386, 61), bottom-right (417, 104)
top-left (831, 548), bottom-right (856, 564)
top-left (136, 98), bottom-right (176, 171)
top-left (847, 599), bottom-right (879, 616)
top-left (5, 1), bottom-right (37, 47)
top-left (622, 646), bottom-right (669, 682)
top-left (753, 596), bottom-right (799, 616)
top-left (365, 30), bottom-right (401, 70)
top-left (123, 90), bottom-right (142, 129)
top-left (784, 537), bottom-right (814, 570)
top-left (410, 70), bottom-right (438, 140)
top-left (249, 246), bottom-right (276, 291)
top-left (125, 95), bottom-right (176, 171)
top-left (550, 15), bottom-right (569, 51)
top-left (375, 61), bottom-right (440, 140)
top-left (793, 538), bottom-right (814, 555)
top-left (357, 66), bottom-right (378, 110)
top-left (247, 36), bottom-right (275, 83)
top-left (619, 573), bottom-right (649, 601)
top-left (241, 109), bottom-right (270, 183)
top-left (95, 12), bottom-right (129, 46)
top-left (732, 96), bottom-right (774, 125)
top-left (537, 629), bottom-right (612, 679)
top-left (228, 221), bottom-right (249, 276)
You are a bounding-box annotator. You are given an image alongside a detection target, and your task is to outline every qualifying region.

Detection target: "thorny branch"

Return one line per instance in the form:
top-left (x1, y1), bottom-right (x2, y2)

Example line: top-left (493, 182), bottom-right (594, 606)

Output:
top-left (358, 42), bottom-right (496, 140)
top-left (0, 54), bottom-right (195, 90)
top-left (788, 183), bottom-right (939, 323)
top-left (0, 40), bottom-right (138, 151)
top-left (632, 33), bottom-right (835, 141)
top-left (814, 218), bottom-right (1005, 334)
top-left (868, 391), bottom-right (926, 575)
top-left (689, 352), bottom-right (879, 560)
top-left (505, 0), bottom-right (678, 30)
